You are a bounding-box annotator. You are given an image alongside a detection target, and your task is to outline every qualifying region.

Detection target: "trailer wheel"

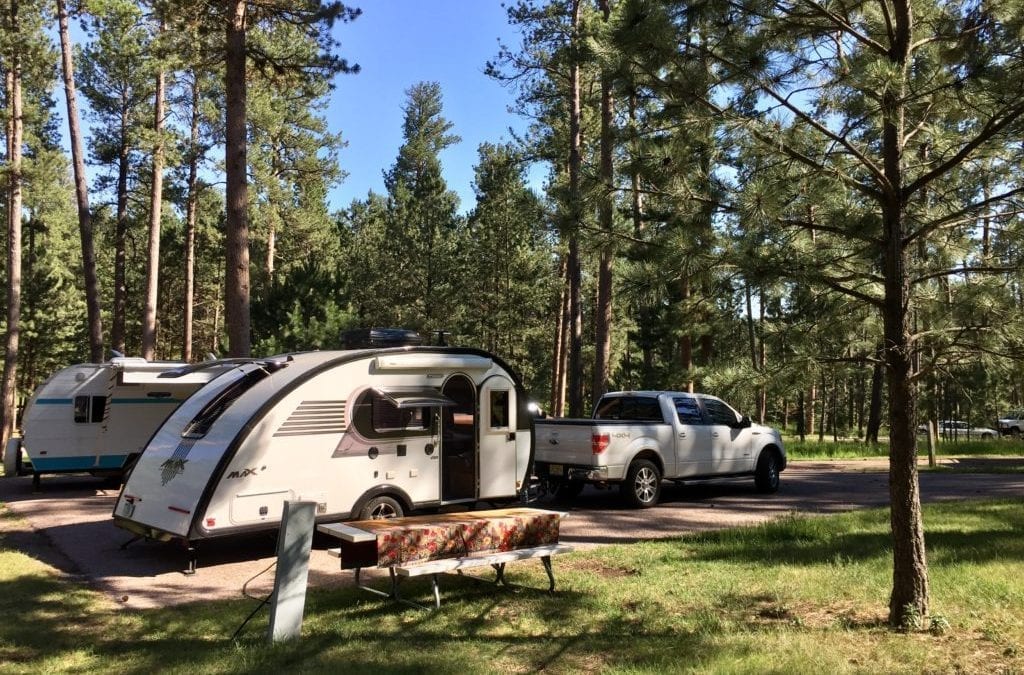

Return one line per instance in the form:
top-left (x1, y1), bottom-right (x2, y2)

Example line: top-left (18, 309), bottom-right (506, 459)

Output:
top-left (3, 439), bottom-right (21, 477)
top-left (359, 495), bottom-right (403, 520)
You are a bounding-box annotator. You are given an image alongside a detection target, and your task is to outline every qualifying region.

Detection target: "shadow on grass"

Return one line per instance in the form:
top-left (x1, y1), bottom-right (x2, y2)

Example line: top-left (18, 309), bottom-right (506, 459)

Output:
top-left (655, 500), bottom-right (1024, 568)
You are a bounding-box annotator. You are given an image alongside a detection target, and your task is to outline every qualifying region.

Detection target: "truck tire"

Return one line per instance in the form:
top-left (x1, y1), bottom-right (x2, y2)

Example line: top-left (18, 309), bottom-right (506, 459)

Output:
top-left (359, 495), bottom-right (404, 520)
top-left (622, 459), bottom-right (661, 508)
top-left (754, 449), bottom-right (781, 494)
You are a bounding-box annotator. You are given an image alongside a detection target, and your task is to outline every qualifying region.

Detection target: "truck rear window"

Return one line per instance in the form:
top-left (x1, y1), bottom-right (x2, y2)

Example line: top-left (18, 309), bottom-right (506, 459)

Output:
top-left (594, 397), bottom-right (663, 422)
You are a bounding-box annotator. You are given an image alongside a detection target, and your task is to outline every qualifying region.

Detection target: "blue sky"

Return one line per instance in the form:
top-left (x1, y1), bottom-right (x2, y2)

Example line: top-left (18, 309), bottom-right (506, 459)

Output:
top-left (325, 1), bottom-right (538, 213)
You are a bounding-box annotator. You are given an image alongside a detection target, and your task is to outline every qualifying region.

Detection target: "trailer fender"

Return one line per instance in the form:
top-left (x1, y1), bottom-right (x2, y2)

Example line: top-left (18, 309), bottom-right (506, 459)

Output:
top-left (350, 485), bottom-right (414, 521)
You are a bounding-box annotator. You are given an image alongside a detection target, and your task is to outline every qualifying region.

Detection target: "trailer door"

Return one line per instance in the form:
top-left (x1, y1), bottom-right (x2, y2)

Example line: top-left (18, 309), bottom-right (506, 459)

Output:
top-left (478, 375), bottom-right (517, 499)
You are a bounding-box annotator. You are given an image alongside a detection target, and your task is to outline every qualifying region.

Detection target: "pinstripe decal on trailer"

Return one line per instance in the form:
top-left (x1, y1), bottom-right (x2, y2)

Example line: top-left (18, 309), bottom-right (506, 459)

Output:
top-left (273, 400), bottom-right (346, 436)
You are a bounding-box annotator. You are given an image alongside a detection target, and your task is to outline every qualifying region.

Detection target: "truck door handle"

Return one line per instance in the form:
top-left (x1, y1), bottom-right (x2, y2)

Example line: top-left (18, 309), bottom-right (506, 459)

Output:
top-left (711, 432), bottom-right (720, 438)
top-left (678, 433), bottom-right (687, 439)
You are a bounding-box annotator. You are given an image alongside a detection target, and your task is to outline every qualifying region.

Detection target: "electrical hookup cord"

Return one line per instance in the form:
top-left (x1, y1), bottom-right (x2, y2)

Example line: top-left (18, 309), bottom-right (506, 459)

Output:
top-left (231, 560), bottom-right (278, 641)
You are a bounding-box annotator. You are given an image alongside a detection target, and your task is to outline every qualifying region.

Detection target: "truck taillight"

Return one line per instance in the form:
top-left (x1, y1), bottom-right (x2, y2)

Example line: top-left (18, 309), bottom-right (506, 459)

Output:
top-left (592, 433), bottom-right (610, 455)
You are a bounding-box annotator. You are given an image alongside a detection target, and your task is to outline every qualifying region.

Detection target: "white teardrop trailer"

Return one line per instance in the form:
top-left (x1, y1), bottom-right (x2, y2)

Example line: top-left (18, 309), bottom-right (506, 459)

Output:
top-left (113, 342), bottom-right (534, 571)
top-left (4, 357), bottom-right (229, 488)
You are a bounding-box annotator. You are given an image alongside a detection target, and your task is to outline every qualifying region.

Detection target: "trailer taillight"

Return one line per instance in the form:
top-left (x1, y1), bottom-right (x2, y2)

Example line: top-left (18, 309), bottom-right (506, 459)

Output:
top-left (592, 433), bottom-right (610, 455)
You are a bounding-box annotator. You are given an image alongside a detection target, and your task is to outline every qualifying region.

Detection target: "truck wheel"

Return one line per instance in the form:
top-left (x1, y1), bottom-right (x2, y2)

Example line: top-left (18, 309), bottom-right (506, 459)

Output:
top-left (755, 450), bottom-right (781, 494)
top-left (359, 496), bottom-right (403, 520)
top-left (622, 459), bottom-right (661, 508)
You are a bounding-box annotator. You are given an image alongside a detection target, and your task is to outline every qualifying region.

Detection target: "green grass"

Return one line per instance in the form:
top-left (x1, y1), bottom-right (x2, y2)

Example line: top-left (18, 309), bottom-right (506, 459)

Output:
top-left (785, 437), bottom-right (1024, 460)
top-left (2, 501), bottom-right (1023, 673)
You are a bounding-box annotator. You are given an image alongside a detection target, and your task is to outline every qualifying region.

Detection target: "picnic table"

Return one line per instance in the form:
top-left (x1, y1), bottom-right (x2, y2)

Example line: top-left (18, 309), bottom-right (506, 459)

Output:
top-left (318, 507), bottom-right (573, 609)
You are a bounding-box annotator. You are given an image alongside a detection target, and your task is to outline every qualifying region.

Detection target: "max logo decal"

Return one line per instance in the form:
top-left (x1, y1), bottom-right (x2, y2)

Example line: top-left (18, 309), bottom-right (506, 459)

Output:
top-left (226, 466), bottom-right (265, 479)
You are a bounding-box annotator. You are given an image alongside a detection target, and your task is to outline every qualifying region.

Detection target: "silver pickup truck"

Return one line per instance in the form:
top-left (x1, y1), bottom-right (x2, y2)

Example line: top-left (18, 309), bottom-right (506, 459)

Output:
top-left (533, 391), bottom-right (786, 508)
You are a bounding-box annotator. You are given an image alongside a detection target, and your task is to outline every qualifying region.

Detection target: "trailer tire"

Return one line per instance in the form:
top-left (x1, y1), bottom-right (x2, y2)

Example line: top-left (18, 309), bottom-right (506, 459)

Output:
top-left (621, 459), bottom-right (661, 508)
top-left (359, 495), bottom-right (404, 520)
top-left (3, 439), bottom-right (20, 477)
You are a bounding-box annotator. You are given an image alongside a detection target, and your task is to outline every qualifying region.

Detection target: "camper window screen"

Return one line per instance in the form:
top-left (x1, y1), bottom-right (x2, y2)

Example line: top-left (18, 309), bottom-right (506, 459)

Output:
top-left (182, 369), bottom-right (268, 438)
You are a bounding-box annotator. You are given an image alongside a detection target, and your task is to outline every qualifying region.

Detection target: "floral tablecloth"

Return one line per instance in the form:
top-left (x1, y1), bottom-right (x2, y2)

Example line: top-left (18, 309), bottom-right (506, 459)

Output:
top-left (339, 508), bottom-right (563, 568)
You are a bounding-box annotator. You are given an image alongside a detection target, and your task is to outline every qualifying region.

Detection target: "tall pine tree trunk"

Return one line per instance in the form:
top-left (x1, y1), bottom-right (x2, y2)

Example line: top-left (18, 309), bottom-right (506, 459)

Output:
top-left (142, 59), bottom-right (165, 360)
top-left (550, 257), bottom-right (567, 416)
top-left (111, 106), bottom-right (129, 355)
top-left (565, 0), bottom-right (584, 417)
top-left (182, 75), bottom-right (201, 362)
top-left (57, 0), bottom-right (103, 363)
top-left (225, 0), bottom-right (251, 357)
top-left (1, 8), bottom-right (24, 456)
top-left (881, 0), bottom-right (928, 624)
top-left (592, 0), bottom-right (614, 405)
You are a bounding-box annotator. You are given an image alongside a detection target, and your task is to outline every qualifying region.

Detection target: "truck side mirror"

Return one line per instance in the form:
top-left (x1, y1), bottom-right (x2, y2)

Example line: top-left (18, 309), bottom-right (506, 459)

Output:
top-left (737, 415), bottom-right (752, 429)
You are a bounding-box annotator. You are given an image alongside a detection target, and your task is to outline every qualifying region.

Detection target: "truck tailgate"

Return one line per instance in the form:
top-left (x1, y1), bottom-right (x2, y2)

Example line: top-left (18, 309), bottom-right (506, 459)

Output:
top-left (534, 419), bottom-right (605, 466)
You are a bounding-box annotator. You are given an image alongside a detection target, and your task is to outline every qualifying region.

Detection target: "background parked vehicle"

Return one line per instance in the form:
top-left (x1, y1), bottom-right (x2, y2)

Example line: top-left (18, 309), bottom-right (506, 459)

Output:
top-left (997, 412), bottom-right (1024, 437)
top-left (917, 420), bottom-right (998, 440)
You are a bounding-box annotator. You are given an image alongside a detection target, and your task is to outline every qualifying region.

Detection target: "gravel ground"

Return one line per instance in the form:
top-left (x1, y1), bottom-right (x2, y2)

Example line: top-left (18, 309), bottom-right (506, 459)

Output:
top-left (1, 457), bottom-right (1021, 610)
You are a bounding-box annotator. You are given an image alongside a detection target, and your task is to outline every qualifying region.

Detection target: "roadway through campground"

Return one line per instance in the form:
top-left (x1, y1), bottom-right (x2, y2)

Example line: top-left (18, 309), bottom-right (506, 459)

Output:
top-left (1, 458), bottom-right (1021, 610)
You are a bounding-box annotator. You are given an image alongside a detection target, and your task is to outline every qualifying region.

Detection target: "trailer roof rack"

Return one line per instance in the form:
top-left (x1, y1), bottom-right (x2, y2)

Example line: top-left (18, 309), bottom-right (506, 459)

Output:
top-left (340, 328), bottom-right (424, 350)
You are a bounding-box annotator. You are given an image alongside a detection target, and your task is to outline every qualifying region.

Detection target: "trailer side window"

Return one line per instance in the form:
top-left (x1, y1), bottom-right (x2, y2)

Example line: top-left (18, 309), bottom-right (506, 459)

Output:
top-left (350, 390), bottom-right (434, 438)
top-left (182, 369), bottom-right (268, 439)
top-left (372, 394), bottom-right (427, 433)
top-left (73, 396), bottom-right (108, 423)
top-left (489, 390), bottom-right (509, 429)
top-left (74, 396), bottom-right (89, 423)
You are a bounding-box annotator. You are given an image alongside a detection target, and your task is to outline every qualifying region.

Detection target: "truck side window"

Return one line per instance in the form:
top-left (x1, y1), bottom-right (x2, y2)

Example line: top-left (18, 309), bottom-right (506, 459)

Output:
top-left (703, 398), bottom-right (739, 426)
top-left (673, 397), bottom-right (704, 424)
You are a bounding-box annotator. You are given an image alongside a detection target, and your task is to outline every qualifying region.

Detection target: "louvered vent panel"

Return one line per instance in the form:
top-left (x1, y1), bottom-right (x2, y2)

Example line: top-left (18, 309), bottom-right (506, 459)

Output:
top-left (273, 400), bottom-right (346, 437)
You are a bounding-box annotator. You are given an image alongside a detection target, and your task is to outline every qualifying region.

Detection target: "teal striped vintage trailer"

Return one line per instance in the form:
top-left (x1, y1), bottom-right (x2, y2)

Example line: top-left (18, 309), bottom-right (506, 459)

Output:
top-left (5, 357), bottom-right (230, 486)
